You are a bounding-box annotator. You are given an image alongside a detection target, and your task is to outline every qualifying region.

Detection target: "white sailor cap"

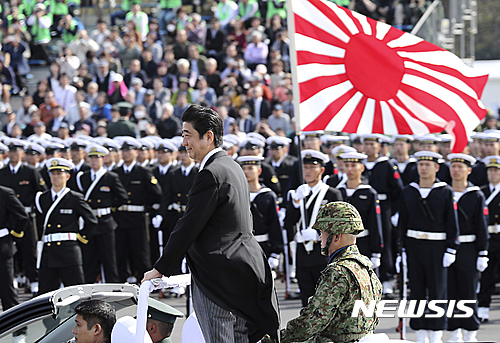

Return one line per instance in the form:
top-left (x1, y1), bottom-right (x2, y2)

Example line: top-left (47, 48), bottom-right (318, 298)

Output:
top-left (246, 133), bottom-right (266, 146)
top-left (301, 149), bottom-right (329, 165)
top-left (120, 137), bottom-right (142, 150)
top-left (25, 142), bottom-right (45, 155)
top-left (170, 136), bottom-right (184, 149)
top-left (6, 138), bottom-right (27, 150)
top-left (41, 142), bottom-right (65, 154)
top-left (414, 150), bottom-right (443, 163)
top-left (379, 135), bottom-right (392, 145)
top-left (144, 135), bottom-right (163, 144)
top-left (483, 156), bottom-right (500, 169)
top-left (300, 130), bottom-right (324, 140)
top-left (223, 134), bottom-right (241, 147)
top-left (361, 134), bottom-right (384, 143)
top-left (0, 141), bottom-right (8, 153)
top-left (439, 134), bottom-right (452, 143)
top-left (236, 155), bottom-right (265, 166)
top-left (415, 134), bottom-right (440, 144)
top-left (138, 138), bottom-right (155, 150)
top-left (320, 135), bottom-right (349, 145)
top-left (340, 152), bottom-right (368, 163)
top-left (47, 158), bottom-right (75, 172)
top-left (391, 135), bottom-right (414, 143)
top-left (350, 134), bottom-right (362, 143)
top-left (155, 139), bottom-right (178, 152)
top-left (470, 132), bottom-right (484, 141)
top-left (266, 136), bottom-right (291, 148)
top-left (447, 153), bottom-right (475, 167)
top-left (51, 137), bottom-right (65, 145)
top-left (223, 141), bottom-right (234, 150)
top-left (240, 137), bottom-right (265, 149)
top-left (86, 144), bottom-right (109, 157)
top-left (67, 138), bottom-right (88, 150)
top-left (482, 132), bottom-right (500, 143)
top-left (331, 145), bottom-right (356, 158)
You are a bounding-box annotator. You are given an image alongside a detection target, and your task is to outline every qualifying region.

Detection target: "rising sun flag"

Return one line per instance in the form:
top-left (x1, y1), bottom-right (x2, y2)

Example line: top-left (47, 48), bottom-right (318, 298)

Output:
top-left (288, 0), bottom-right (489, 152)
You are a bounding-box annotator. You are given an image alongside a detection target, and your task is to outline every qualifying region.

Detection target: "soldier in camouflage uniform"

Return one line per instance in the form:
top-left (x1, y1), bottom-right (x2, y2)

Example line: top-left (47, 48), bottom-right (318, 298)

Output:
top-left (281, 202), bottom-right (382, 343)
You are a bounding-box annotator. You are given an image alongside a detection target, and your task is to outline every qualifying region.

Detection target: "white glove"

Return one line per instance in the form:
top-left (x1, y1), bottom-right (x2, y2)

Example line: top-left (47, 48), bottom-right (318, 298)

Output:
top-left (395, 250), bottom-right (407, 273)
top-left (293, 184), bottom-right (310, 202)
top-left (477, 256), bottom-right (489, 272)
top-left (301, 227), bottom-right (319, 242)
top-left (443, 249), bottom-right (456, 267)
top-left (371, 253), bottom-right (381, 269)
top-left (278, 208), bottom-right (286, 227)
top-left (152, 215), bottom-right (163, 229)
top-left (268, 255), bottom-right (280, 269)
top-left (391, 212), bottom-right (399, 227)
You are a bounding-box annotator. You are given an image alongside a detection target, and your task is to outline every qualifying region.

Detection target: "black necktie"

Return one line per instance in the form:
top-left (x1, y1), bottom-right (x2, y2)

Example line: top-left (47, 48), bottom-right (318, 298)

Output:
top-left (11, 168), bottom-right (15, 174)
top-left (54, 194), bottom-right (58, 202)
top-left (92, 173), bottom-right (95, 181)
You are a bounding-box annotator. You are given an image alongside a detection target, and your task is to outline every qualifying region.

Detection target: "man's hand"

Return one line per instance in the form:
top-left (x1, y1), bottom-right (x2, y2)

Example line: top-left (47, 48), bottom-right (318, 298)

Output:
top-left (141, 268), bottom-right (162, 284)
top-left (152, 215), bottom-right (163, 229)
top-left (293, 184), bottom-right (310, 202)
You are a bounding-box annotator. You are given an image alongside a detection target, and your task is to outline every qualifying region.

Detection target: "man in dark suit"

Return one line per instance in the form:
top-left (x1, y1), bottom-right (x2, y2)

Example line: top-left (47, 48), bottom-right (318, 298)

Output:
top-left (76, 145), bottom-right (129, 283)
top-left (67, 138), bottom-right (91, 191)
top-left (35, 158), bottom-right (98, 294)
top-left (143, 105), bottom-right (279, 343)
top-left (246, 85), bottom-right (271, 122)
top-left (0, 139), bottom-right (47, 294)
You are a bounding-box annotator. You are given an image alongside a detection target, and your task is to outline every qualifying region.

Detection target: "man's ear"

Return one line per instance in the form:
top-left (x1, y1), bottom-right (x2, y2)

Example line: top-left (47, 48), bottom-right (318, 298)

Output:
top-left (205, 130), bottom-right (214, 145)
top-left (93, 323), bottom-right (102, 336)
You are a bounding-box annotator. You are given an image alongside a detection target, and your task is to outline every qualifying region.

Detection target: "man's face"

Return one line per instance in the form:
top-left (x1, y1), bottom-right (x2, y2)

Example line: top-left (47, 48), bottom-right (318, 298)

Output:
top-left (179, 150), bottom-right (192, 166)
top-left (417, 160), bottom-right (439, 180)
top-left (122, 149), bottom-right (137, 164)
top-left (26, 153), bottom-right (40, 165)
top-left (269, 146), bottom-right (285, 161)
top-left (71, 149), bottom-right (85, 163)
top-left (450, 162), bottom-right (471, 181)
top-left (345, 161), bottom-right (364, 181)
top-left (182, 122), bottom-right (212, 163)
top-left (8, 149), bottom-right (24, 165)
top-left (73, 314), bottom-right (96, 343)
top-left (303, 163), bottom-right (324, 184)
top-left (392, 141), bottom-right (408, 156)
top-left (484, 142), bottom-right (499, 156)
top-left (303, 137), bottom-right (321, 151)
top-left (89, 155), bottom-right (103, 171)
top-left (487, 167), bottom-right (500, 185)
top-left (242, 165), bottom-right (260, 183)
top-left (157, 150), bottom-right (172, 165)
top-left (363, 141), bottom-right (380, 156)
top-left (420, 143), bottom-right (439, 152)
top-left (50, 170), bottom-right (70, 188)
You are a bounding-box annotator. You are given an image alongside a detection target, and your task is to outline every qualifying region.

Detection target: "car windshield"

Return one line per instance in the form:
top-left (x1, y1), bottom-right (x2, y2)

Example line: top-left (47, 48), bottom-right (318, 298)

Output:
top-left (0, 297), bottom-right (137, 343)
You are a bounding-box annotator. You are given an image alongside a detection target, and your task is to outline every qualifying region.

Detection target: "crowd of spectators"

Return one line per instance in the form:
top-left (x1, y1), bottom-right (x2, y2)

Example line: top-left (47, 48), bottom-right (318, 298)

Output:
top-left (0, 0), bottom-right (432, 140)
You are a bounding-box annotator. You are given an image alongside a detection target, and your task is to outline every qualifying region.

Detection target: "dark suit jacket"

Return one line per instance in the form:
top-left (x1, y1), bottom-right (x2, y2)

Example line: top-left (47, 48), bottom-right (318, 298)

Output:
top-left (246, 98), bottom-right (271, 121)
top-left (0, 186), bottom-right (29, 258)
top-left (154, 150), bottom-right (279, 340)
top-left (0, 164), bottom-right (47, 207)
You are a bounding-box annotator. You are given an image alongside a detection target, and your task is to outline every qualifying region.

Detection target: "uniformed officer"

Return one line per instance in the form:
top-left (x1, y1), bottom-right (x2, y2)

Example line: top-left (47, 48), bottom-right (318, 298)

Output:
top-left (391, 135), bottom-right (417, 186)
top-left (338, 152), bottom-right (383, 269)
top-left (106, 102), bottom-right (138, 138)
top-left (239, 135), bottom-right (281, 196)
top-left (362, 134), bottom-right (403, 297)
top-left (24, 143), bottom-right (46, 169)
top-left (114, 137), bottom-right (162, 283)
top-left (324, 145), bottom-right (357, 189)
top-left (265, 135), bottom-right (297, 206)
top-left (478, 155), bottom-right (500, 323)
top-left (39, 142), bottom-right (66, 189)
top-left (411, 135), bottom-right (451, 184)
top-left (223, 134), bottom-right (241, 159)
top-left (0, 185), bottom-right (29, 312)
top-left (0, 142), bottom-right (6, 169)
top-left (285, 149), bottom-right (342, 306)
top-left (35, 158), bottom-right (98, 294)
top-left (288, 131), bottom-right (324, 192)
top-left (281, 202), bottom-right (382, 343)
top-left (150, 139), bottom-right (179, 264)
top-left (447, 153), bottom-right (489, 342)
top-left (237, 155), bottom-right (283, 267)
top-left (76, 145), bottom-right (129, 283)
top-left (398, 151), bottom-right (459, 343)
top-left (0, 139), bottom-right (47, 294)
top-left (137, 138), bottom-right (155, 168)
top-left (67, 138), bottom-right (91, 191)
top-left (146, 298), bottom-right (184, 343)
top-left (320, 135), bottom-right (349, 176)
top-left (470, 133), bottom-right (500, 187)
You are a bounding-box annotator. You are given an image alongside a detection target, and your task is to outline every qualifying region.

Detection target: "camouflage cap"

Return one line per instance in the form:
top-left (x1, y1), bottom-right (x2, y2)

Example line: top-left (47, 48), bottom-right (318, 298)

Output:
top-left (312, 202), bottom-right (364, 235)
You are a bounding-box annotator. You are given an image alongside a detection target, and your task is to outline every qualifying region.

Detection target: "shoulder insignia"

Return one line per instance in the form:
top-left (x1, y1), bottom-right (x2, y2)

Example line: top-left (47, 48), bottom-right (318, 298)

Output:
top-left (40, 178), bottom-right (45, 186)
top-left (271, 175), bottom-right (278, 184)
top-left (151, 176), bottom-right (158, 185)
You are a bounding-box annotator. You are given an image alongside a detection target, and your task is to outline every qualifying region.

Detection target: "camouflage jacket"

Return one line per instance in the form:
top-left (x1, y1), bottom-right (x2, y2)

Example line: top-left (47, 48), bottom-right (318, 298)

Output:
top-left (280, 245), bottom-right (382, 343)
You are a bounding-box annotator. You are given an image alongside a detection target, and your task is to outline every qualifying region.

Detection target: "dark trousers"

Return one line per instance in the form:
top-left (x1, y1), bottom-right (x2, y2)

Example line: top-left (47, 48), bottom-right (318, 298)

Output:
top-left (0, 255), bottom-right (19, 310)
top-left (407, 239), bottom-right (447, 330)
top-left (116, 221), bottom-right (151, 282)
top-left (478, 245), bottom-right (500, 308)
top-left (81, 230), bottom-right (119, 283)
top-left (447, 243), bottom-right (480, 331)
top-left (39, 264), bottom-right (85, 294)
top-left (379, 201), bottom-right (395, 282)
top-left (296, 264), bottom-right (324, 307)
top-left (13, 221), bottom-right (38, 282)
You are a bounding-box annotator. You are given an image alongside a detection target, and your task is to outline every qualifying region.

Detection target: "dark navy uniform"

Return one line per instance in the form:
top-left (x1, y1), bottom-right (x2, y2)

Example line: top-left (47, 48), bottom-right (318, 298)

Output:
top-left (0, 162), bottom-right (47, 285)
top-left (114, 162), bottom-right (162, 282)
top-left (76, 168), bottom-right (129, 283)
top-left (68, 160), bottom-right (91, 191)
top-left (339, 184), bottom-right (383, 259)
top-left (392, 156), bottom-right (418, 186)
top-left (35, 186), bottom-right (98, 294)
top-left (0, 186), bottom-right (29, 311)
top-left (398, 181), bottom-right (459, 331)
top-left (448, 185), bottom-right (488, 332)
top-left (260, 161), bottom-right (281, 197)
top-left (363, 156), bottom-right (403, 283)
top-left (266, 154), bottom-right (297, 205)
top-left (250, 187), bottom-right (283, 258)
top-left (469, 160), bottom-right (488, 187)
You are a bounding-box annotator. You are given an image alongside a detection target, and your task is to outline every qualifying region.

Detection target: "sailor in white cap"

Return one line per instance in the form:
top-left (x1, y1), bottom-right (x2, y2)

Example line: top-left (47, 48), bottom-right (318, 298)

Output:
top-left (446, 153), bottom-right (488, 341)
top-left (390, 135), bottom-right (417, 186)
top-left (223, 134), bottom-right (241, 159)
top-left (362, 134), bottom-right (403, 298)
top-left (320, 135), bottom-right (349, 177)
top-left (67, 138), bottom-right (91, 191)
top-left (237, 155), bottom-right (283, 271)
top-left (95, 138), bottom-right (121, 171)
top-left (35, 158), bottom-right (98, 294)
top-left (478, 155), bottom-right (500, 323)
top-left (137, 138), bottom-right (155, 168)
top-left (284, 149), bottom-right (342, 306)
top-left (114, 137), bottom-right (162, 283)
top-left (470, 133), bottom-right (500, 187)
top-left (289, 131), bottom-right (325, 192)
top-left (24, 142), bottom-right (46, 169)
top-left (323, 146), bottom-right (357, 189)
top-left (265, 136), bottom-right (296, 205)
top-left (337, 152), bottom-right (383, 270)
top-left (76, 145), bottom-right (129, 284)
top-left (398, 151), bottom-right (459, 343)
